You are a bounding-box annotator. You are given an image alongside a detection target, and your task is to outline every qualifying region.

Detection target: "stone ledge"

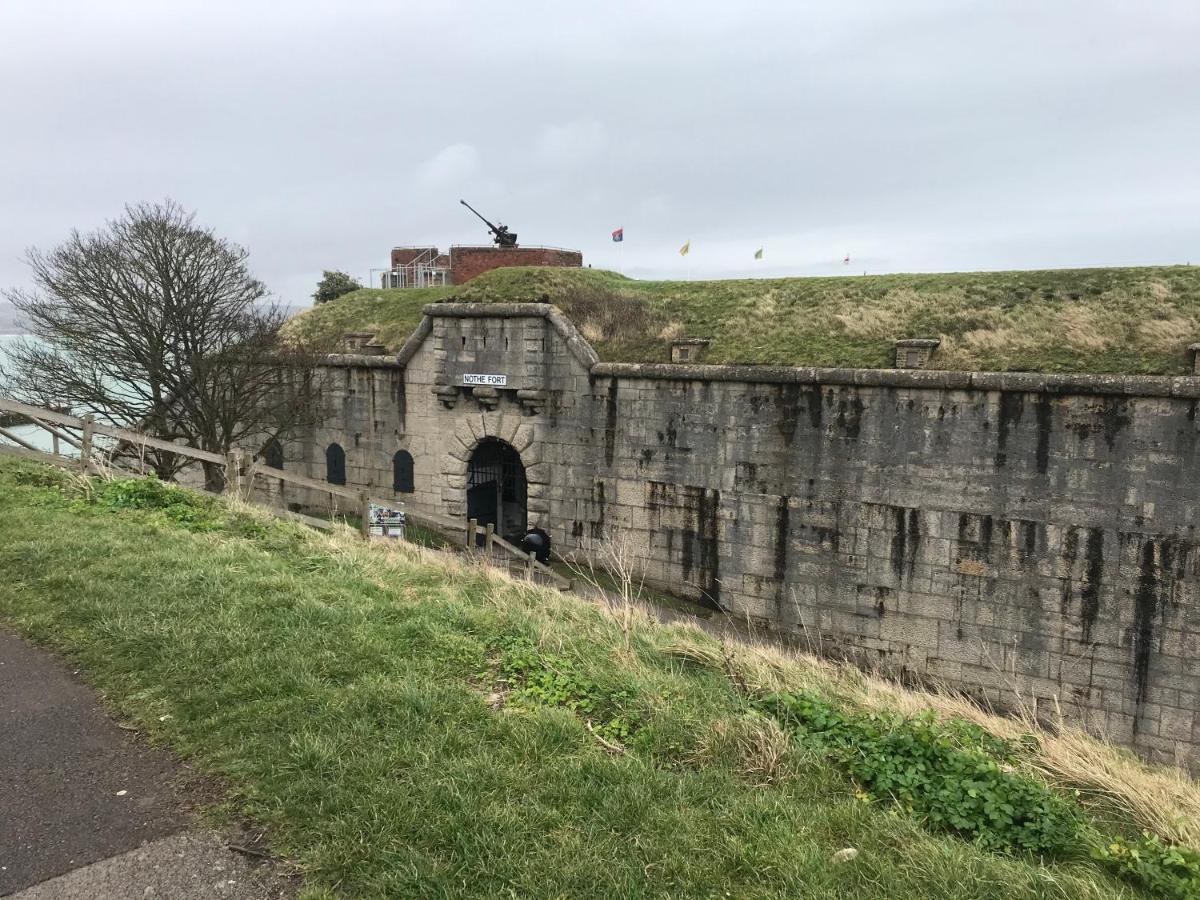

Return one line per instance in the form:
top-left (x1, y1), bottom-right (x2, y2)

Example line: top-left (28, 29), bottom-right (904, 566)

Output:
top-left (319, 353), bottom-right (405, 368)
top-left (590, 362), bottom-right (1200, 398)
top-left (422, 302), bottom-right (554, 318)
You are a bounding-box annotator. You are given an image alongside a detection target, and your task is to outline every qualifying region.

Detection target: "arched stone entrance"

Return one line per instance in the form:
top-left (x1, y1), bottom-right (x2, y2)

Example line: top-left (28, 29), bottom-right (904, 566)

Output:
top-left (439, 411), bottom-right (546, 531)
top-left (467, 438), bottom-right (527, 541)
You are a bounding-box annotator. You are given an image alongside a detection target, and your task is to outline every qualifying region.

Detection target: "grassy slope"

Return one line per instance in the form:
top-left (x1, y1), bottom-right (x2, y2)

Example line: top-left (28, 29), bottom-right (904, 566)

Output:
top-left (0, 460), bottom-right (1181, 899)
top-left (285, 283), bottom-right (457, 352)
top-left (285, 265), bottom-right (1200, 374)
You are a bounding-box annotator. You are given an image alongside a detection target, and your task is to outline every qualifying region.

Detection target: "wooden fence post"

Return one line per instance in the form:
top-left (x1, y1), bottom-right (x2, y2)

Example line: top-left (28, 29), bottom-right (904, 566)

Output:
top-left (359, 491), bottom-right (371, 540)
top-left (466, 518), bottom-right (477, 549)
top-left (223, 450), bottom-right (240, 496)
top-left (484, 522), bottom-right (494, 559)
top-left (79, 415), bottom-right (94, 474)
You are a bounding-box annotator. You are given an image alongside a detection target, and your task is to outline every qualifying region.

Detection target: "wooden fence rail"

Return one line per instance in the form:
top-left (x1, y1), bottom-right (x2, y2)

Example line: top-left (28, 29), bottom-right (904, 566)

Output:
top-left (0, 396), bottom-right (569, 588)
top-left (464, 517), bottom-right (571, 590)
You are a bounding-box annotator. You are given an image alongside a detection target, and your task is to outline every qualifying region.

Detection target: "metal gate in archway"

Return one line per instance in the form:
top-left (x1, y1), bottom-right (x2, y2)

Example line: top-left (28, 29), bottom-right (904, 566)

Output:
top-left (466, 438), bottom-right (527, 542)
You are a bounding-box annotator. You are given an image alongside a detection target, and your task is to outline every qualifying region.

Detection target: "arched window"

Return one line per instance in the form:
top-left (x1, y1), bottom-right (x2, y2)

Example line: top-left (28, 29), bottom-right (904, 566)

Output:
top-left (263, 439), bottom-right (283, 470)
top-left (393, 450), bottom-right (414, 493)
top-left (326, 443), bottom-right (346, 486)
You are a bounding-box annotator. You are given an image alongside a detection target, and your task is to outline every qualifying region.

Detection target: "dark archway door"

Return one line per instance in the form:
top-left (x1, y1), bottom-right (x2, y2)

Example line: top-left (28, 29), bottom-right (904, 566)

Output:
top-left (467, 439), bottom-right (527, 543)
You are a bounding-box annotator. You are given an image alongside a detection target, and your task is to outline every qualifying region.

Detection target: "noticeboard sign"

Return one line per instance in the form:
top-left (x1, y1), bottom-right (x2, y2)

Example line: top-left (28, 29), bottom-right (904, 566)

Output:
top-left (368, 503), bottom-right (407, 539)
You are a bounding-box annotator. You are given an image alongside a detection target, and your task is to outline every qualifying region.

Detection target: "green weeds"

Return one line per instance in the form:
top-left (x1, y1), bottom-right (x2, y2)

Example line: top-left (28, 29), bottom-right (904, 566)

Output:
top-left (758, 691), bottom-right (1081, 855)
top-left (493, 636), bottom-right (641, 744)
top-left (1091, 835), bottom-right (1200, 900)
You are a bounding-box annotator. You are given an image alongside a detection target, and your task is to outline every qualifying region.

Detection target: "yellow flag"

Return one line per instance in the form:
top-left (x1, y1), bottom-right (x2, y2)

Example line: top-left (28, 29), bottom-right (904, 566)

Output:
top-left (679, 240), bottom-right (690, 257)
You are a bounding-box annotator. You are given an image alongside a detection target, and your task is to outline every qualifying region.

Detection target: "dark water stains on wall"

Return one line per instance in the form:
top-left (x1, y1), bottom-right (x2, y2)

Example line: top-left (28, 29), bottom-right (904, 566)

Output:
top-left (657, 418), bottom-right (679, 449)
top-left (891, 507), bottom-right (921, 580)
top-left (695, 487), bottom-right (722, 609)
top-left (1132, 539), bottom-right (1161, 718)
top-left (1035, 395), bottom-right (1052, 473)
top-left (604, 378), bottom-right (619, 466)
top-left (773, 496), bottom-right (790, 621)
top-left (775, 383), bottom-right (801, 443)
top-left (1099, 398), bottom-right (1132, 451)
top-left (1081, 528), bottom-right (1105, 644)
top-left (994, 391), bottom-right (1025, 468)
top-left (1016, 520), bottom-right (1041, 567)
top-left (836, 392), bottom-right (866, 440)
top-left (1067, 398), bottom-right (1132, 451)
top-left (805, 384), bottom-right (823, 430)
top-left (589, 480), bottom-right (607, 540)
top-left (648, 481), bottom-right (723, 610)
top-left (957, 513), bottom-right (995, 564)
top-left (1128, 535), bottom-right (1190, 726)
top-left (1059, 526), bottom-right (1079, 615)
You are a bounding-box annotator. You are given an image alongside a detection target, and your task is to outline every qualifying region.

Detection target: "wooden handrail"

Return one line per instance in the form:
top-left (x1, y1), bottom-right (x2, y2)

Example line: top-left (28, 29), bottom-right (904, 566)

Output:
top-left (0, 397), bottom-right (387, 504)
top-left (28, 416), bottom-right (82, 450)
top-left (0, 425), bottom-right (43, 454)
top-left (0, 397), bottom-right (569, 589)
top-left (0, 443), bottom-right (76, 469)
top-left (490, 530), bottom-right (571, 589)
top-left (0, 398), bottom-right (227, 464)
top-left (250, 461), bottom-right (363, 502)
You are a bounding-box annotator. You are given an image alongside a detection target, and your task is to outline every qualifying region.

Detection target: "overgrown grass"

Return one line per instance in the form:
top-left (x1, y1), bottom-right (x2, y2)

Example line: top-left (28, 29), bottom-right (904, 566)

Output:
top-left (0, 459), bottom-right (1196, 898)
top-left (285, 264), bottom-right (1200, 374)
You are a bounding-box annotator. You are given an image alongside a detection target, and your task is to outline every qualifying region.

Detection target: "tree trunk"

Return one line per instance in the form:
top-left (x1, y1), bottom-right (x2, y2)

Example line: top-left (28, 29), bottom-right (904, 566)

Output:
top-left (202, 460), bottom-right (226, 494)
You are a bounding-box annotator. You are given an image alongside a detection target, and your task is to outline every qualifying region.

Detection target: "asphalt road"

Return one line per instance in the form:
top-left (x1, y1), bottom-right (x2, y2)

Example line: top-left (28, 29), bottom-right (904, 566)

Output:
top-left (0, 629), bottom-right (289, 898)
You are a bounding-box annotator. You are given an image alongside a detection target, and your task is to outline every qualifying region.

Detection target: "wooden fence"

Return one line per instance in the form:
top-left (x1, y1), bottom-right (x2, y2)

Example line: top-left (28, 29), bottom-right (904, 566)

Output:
top-left (0, 396), bottom-right (568, 588)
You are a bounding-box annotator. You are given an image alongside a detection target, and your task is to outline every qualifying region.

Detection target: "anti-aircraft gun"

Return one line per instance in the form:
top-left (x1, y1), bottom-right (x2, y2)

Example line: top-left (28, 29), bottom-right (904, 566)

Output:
top-left (459, 199), bottom-right (518, 248)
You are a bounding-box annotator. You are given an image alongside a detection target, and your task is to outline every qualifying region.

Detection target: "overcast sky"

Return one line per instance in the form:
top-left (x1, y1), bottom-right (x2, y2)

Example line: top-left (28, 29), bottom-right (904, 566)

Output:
top-left (1, 1), bottom-right (1198, 306)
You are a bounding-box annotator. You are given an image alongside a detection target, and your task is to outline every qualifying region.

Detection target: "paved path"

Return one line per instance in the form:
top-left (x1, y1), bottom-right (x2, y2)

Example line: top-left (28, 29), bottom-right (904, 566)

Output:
top-left (0, 630), bottom-right (290, 898)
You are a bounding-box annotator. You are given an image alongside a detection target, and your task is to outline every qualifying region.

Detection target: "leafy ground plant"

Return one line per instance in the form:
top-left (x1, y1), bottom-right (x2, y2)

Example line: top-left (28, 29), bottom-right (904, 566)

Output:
top-left (756, 690), bottom-right (1200, 897)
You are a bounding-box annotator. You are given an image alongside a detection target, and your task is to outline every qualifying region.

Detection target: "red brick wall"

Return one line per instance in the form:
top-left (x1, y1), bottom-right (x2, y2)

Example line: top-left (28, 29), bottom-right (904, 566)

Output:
top-left (390, 246), bottom-right (440, 267)
top-left (449, 246), bottom-right (583, 285)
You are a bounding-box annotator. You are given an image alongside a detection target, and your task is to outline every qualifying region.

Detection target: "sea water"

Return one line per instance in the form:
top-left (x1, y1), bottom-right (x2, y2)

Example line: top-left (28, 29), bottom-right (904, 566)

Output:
top-left (0, 334), bottom-right (56, 453)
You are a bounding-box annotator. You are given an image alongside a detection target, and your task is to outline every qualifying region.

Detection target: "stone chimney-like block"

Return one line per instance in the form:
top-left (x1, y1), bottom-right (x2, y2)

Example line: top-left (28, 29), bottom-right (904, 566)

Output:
top-left (670, 339), bottom-right (710, 364)
top-left (894, 338), bottom-right (940, 370)
top-left (343, 331), bottom-right (378, 352)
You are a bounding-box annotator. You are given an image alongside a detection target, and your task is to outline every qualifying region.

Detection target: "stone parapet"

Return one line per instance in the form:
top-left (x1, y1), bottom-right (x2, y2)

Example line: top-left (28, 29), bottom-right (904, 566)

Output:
top-left (591, 362), bottom-right (1200, 399)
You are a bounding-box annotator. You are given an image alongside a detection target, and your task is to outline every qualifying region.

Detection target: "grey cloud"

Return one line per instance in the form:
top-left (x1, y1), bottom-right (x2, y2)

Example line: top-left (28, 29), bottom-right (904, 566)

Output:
top-left (0, 1), bottom-right (1197, 304)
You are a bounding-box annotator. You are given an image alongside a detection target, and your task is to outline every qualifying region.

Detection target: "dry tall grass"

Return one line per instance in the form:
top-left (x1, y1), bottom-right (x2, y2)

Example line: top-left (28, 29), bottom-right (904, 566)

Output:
top-left (305, 519), bottom-right (1200, 852)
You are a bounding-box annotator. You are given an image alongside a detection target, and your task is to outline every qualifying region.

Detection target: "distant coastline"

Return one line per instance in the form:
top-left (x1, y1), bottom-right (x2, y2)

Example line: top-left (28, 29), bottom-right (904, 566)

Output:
top-left (0, 303), bottom-right (22, 335)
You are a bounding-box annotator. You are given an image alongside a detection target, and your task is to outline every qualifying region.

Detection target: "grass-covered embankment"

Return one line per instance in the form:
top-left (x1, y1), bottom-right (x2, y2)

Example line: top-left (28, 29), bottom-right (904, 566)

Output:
top-left (285, 264), bottom-right (1200, 374)
top-left (0, 458), bottom-right (1197, 898)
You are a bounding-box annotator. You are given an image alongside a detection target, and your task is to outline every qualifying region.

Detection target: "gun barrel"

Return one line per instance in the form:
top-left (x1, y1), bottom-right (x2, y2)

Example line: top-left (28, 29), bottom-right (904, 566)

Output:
top-left (459, 199), bottom-right (499, 233)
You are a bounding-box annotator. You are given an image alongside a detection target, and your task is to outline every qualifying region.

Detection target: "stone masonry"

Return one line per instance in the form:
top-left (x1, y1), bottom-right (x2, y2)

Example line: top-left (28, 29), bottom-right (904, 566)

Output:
top-left (291, 303), bottom-right (1200, 771)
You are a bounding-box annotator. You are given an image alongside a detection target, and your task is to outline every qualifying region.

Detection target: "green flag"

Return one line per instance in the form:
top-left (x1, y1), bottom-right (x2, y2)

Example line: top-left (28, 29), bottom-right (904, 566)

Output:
top-left (754, 248), bottom-right (763, 260)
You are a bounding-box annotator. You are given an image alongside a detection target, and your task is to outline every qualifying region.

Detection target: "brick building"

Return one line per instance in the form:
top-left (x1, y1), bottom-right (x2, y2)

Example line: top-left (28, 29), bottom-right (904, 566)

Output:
top-left (382, 244), bottom-right (582, 288)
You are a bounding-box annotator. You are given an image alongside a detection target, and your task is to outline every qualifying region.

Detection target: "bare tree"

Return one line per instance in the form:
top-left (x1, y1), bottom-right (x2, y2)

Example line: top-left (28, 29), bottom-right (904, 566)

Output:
top-left (0, 200), bottom-right (328, 490)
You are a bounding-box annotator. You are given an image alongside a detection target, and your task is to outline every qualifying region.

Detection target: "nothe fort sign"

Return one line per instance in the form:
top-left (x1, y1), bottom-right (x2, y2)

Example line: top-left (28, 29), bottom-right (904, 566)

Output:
top-left (462, 373), bottom-right (507, 387)
top-left (294, 301), bottom-right (1200, 772)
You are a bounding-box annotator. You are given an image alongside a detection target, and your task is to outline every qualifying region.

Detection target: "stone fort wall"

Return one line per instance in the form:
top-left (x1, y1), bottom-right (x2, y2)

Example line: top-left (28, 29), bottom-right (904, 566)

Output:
top-left (291, 303), bottom-right (1200, 770)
